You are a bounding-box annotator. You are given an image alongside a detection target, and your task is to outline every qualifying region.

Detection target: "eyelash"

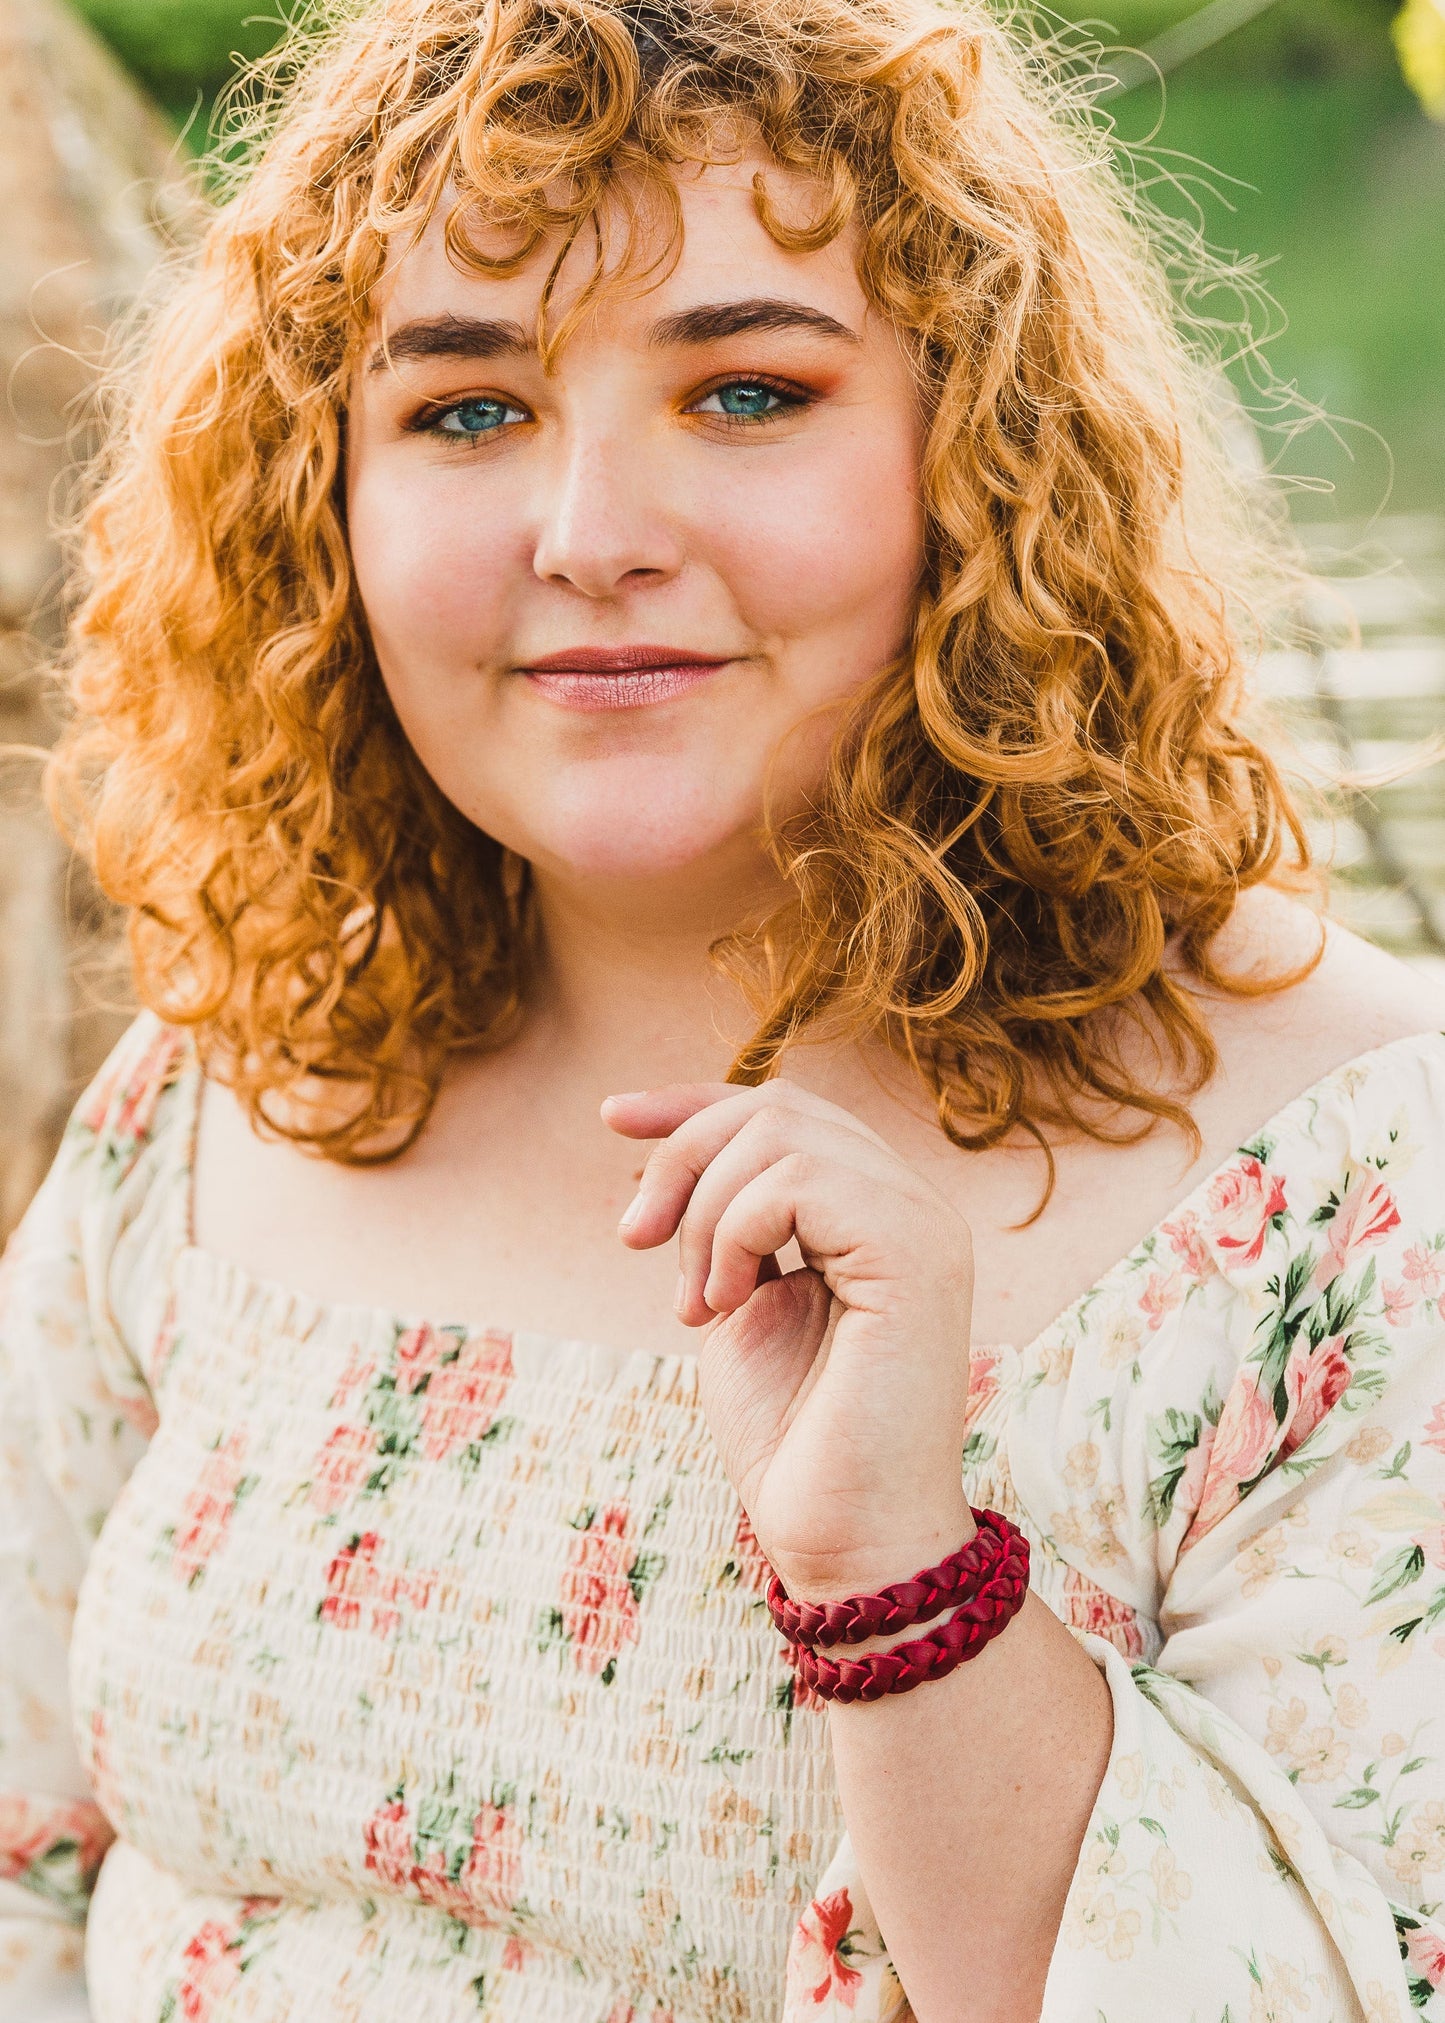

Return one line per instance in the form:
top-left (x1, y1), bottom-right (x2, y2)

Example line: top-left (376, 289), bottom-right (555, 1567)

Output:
top-left (688, 374), bottom-right (813, 426)
top-left (406, 374), bottom-right (814, 446)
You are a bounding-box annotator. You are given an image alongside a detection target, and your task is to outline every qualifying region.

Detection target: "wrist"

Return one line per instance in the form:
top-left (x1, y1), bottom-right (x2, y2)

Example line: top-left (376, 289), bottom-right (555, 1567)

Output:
top-left (768, 1499), bottom-right (977, 1607)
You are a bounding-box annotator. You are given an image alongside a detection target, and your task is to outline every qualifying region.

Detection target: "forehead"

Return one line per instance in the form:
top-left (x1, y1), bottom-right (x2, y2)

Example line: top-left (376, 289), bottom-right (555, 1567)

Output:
top-left (367, 152), bottom-right (870, 347)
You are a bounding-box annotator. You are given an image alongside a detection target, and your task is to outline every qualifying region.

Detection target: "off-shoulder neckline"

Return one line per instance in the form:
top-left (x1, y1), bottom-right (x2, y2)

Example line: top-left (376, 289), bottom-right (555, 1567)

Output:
top-left (162, 1024), bottom-right (1445, 1364)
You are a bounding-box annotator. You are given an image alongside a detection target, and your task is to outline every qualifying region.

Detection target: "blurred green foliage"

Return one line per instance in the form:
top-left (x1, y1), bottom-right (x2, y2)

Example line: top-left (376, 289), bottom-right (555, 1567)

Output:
top-left (71, 0), bottom-right (288, 123)
top-left (68, 0), bottom-right (1415, 117)
top-left (1076, 0), bottom-right (1402, 78)
top-left (66, 0), bottom-right (1445, 515)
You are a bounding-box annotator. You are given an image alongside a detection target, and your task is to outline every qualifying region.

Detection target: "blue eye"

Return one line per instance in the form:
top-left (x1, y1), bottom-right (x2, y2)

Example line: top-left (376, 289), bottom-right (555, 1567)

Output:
top-left (696, 381), bottom-right (797, 421)
top-left (431, 396), bottom-right (527, 439)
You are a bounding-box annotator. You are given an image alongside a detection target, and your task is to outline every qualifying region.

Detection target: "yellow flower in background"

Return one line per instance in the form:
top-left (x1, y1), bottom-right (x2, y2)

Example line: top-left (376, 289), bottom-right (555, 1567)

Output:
top-left (1396, 0), bottom-right (1445, 116)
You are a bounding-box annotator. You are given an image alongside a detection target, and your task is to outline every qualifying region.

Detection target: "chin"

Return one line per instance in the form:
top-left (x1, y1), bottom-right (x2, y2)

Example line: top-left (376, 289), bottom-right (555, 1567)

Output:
top-left (480, 763), bottom-right (764, 884)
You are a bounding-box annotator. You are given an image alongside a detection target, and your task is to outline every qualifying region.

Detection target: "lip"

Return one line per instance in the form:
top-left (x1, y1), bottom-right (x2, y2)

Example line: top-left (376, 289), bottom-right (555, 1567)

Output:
top-left (517, 644), bottom-right (736, 712)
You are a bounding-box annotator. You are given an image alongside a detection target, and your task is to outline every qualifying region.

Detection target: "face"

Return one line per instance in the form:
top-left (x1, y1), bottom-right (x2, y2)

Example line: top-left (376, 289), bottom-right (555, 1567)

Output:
top-left (346, 153), bottom-right (927, 896)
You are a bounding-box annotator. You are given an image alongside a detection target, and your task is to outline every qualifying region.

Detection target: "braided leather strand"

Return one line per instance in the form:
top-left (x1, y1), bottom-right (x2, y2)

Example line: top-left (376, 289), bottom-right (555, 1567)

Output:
top-left (786, 1529), bottom-right (1030, 1703)
top-left (766, 1507), bottom-right (1015, 1649)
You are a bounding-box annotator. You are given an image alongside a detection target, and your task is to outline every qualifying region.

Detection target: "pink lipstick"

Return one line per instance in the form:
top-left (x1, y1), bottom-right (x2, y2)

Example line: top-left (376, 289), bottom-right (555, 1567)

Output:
top-left (519, 645), bottom-right (733, 711)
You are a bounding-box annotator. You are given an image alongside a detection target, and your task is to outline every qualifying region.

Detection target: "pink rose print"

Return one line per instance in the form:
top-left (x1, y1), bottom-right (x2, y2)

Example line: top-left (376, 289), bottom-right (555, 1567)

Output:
top-left (1405, 1922), bottom-right (1445, 1992)
top-left (605, 2006), bottom-right (677, 2023)
top-left (412, 1842), bottom-right (472, 1918)
top-left (1163, 1209), bottom-right (1216, 1282)
top-left (307, 1422), bottom-right (374, 1515)
top-left (790, 1667), bottom-right (825, 1714)
top-left (0, 1793), bottom-right (112, 1915)
top-left (175, 1917), bottom-right (241, 2023)
top-left (47, 1800), bottom-right (109, 1886)
top-left (171, 1430), bottom-right (251, 1586)
top-left (0, 1794), bottom-right (59, 1881)
top-left (1172, 1425), bottom-right (1213, 1526)
top-left (363, 1799), bottom-right (414, 1890)
top-left (458, 1800), bottom-right (524, 1914)
top-left (417, 1331), bottom-right (514, 1462)
top-left (787, 1887), bottom-right (864, 2008)
top-left (1205, 1157), bottom-right (1287, 1268)
top-left (964, 1347), bottom-right (1000, 1428)
top-left (87, 1709), bottom-right (124, 1829)
top-left (1424, 1403), bottom-right (1445, 1458)
top-left (328, 1344), bottom-right (376, 1413)
top-left (79, 1024), bottom-right (183, 1140)
top-left (1183, 1374), bottom-right (1278, 1545)
top-left (1319, 1167), bottom-right (1401, 1282)
top-left (395, 1323), bottom-right (450, 1395)
top-left (1062, 1566), bottom-right (1144, 1661)
top-left (561, 1502), bottom-right (641, 1676)
top-left (1383, 1281), bottom-right (1416, 1328)
top-left (320, 1532), bottom-right (437, 1638)
top-left (394, 1324), bottom-right (514, 1462)
top-left (1139, 1269), bottom-right (1184, 1332)
top-left (364, 1793), bottom-right (523, 1926)
top-left (1279, 1337), bottom-right (1353, 1461)
top-left (1403, 1243), bottom-right (1445, 1299)
top-left (116, 1388), bottom-right (161, 1440)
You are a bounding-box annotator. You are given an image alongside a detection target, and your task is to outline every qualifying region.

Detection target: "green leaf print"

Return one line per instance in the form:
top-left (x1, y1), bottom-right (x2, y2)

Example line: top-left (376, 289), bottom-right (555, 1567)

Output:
top-left (1147, 1406), bottom-right (1204, 1526)
top-left (1366, 1543), bottom-right (1427, 1607)
top-left (626, 1549), bottom-right (667, 1606)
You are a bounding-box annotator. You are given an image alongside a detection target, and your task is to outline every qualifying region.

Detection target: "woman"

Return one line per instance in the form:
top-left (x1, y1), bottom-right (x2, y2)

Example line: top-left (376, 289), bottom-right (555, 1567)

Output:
top-left (3, 0), bottom-right (1443, 2018)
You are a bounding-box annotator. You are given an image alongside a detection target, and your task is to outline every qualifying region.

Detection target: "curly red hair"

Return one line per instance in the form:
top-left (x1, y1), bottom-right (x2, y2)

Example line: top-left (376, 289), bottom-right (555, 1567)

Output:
top-left (49, 0), bottom-right (1317, 1176)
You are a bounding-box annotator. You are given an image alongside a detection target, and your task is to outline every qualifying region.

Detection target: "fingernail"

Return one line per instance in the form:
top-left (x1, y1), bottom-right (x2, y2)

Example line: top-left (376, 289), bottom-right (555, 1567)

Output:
top-left (619, 1192), bottom-right (643, 1232)
top-left (674, 1273), bottom-right (688, 1314)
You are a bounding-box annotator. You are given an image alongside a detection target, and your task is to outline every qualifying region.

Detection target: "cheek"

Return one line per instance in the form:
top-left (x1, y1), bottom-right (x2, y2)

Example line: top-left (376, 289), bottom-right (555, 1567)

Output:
top-left (700, 422), bottom-right (925, 673)
top-left (346, 457), bottom-right (523, 676)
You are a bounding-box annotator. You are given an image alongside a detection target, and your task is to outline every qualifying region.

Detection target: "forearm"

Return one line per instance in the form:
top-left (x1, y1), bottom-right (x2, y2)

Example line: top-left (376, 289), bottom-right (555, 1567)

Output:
top-left (825, 1590), bottom-right (1114, 2023)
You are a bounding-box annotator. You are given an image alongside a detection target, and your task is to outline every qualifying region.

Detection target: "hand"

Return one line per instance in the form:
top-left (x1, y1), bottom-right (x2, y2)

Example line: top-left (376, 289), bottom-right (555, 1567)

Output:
top-left (602, 1080), bottom-right (978, 1604)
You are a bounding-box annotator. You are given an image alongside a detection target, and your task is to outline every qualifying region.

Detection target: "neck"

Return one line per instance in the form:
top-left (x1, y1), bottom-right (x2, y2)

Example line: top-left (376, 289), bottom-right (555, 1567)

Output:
top-left (525, 843), bottom-right (788, 1091)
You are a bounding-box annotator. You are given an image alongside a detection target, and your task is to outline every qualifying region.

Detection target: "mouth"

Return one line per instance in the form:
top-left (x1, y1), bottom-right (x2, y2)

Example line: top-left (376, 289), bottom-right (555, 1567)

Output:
top-left (517, 645), bottom-right (735, 712)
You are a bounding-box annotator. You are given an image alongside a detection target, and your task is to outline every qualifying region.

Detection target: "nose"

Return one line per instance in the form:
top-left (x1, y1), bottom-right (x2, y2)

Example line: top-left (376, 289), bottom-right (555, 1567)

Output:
top-left (531, 425), bottom-right (685, 599)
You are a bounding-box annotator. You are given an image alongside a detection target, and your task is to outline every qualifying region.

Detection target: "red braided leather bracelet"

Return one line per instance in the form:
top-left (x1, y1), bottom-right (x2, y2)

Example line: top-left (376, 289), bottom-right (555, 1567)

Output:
top-left (766, 1506), bottom-right (1017, 1649)
top-left (784, 1526), bottom-right (1030, 1703)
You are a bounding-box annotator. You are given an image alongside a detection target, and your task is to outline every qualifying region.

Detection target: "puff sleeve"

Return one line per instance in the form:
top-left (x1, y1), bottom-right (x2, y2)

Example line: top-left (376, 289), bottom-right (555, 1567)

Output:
top-left (1012, 1032), bottom-right (1445, 2023)
top-left (0, 1017), bottom-right (189, 2018)
top-left (783, 1035), bottom-right (1445, 2023)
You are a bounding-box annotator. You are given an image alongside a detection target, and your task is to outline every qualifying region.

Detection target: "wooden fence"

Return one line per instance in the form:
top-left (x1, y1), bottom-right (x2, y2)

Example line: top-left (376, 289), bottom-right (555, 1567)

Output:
top-left (0, 0), bottom-right (188, 1238)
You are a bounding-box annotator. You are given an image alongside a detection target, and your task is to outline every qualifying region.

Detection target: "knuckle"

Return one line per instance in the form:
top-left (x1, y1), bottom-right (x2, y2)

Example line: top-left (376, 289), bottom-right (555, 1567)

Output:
top-left (748, 1101), bottom-right (794, 1141)
top-left (776, 1148), bottom-right (821, 1188)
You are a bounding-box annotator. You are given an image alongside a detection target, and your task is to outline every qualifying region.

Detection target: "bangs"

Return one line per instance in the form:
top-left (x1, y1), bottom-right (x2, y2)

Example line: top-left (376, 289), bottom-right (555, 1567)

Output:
top-left (51, 0), bottom-right (1316, 1184)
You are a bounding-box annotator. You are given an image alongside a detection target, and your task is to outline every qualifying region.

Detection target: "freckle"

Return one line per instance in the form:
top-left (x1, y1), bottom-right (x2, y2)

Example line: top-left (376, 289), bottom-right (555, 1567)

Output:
top-left (632, 1165), bottom-right (645, 1182)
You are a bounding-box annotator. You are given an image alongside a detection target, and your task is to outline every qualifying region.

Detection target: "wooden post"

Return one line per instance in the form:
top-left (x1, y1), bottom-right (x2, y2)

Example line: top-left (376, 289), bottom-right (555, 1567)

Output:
top-left (0, 0), bottom-right (190, 1237)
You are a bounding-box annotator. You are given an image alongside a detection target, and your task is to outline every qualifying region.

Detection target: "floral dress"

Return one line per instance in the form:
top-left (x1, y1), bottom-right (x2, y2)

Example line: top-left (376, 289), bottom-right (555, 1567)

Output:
top-left (3, 1015), bottom-right (1445, 2023)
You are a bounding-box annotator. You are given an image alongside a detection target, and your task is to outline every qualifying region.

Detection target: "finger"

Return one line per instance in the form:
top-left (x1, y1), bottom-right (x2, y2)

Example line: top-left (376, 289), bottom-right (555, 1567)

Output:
top-left (600, 1083), bottom-right (737, 1141)
top-left (616, 1082), bottom-right (892, 1253)
top-left (674, 1110), bottom-right (903, 1322)
top-left (699, 1156), bottom-right (818, 1317)
top-left (701, 1154), bottom-right (942, 1323)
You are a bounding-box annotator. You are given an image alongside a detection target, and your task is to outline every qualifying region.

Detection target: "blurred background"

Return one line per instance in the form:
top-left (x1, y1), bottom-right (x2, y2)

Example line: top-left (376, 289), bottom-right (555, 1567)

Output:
top-left (0, 0), bottom-right (1442, 1234)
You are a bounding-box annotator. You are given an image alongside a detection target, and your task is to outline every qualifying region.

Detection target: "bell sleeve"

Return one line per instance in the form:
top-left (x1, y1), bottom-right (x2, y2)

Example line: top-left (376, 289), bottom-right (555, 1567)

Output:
top-left (1033, 1033), bottom-right (1445, 2021)
top-left (0, 1016), bottom-right (186, 2019)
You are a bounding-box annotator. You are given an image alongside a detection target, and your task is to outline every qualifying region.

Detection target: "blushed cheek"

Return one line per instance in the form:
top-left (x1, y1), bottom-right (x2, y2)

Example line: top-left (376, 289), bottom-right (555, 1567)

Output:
top-left (348, 464), bottom-right (518, 682)
top-left (704, 439), bottom-right (924, 678)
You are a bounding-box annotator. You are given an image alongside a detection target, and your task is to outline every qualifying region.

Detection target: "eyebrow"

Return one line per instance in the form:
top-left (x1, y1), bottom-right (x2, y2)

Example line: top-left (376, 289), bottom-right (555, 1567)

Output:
top-left (367, 314), bottom-right (530, 371)
top-left (648, 298), bottom-right (861, 347)
top-left (366, 297), bottom-right (860, 372)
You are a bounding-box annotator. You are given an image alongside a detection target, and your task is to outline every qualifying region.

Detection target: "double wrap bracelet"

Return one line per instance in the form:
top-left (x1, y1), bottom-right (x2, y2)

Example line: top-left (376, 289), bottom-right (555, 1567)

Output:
top-left (766, 1507), bottom-right (1029, 1704)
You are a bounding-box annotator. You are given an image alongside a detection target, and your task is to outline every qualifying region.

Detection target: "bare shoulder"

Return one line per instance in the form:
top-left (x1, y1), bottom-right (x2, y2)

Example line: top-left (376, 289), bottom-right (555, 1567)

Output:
top-left (1184, 888), bottom-right (1445, 1141)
